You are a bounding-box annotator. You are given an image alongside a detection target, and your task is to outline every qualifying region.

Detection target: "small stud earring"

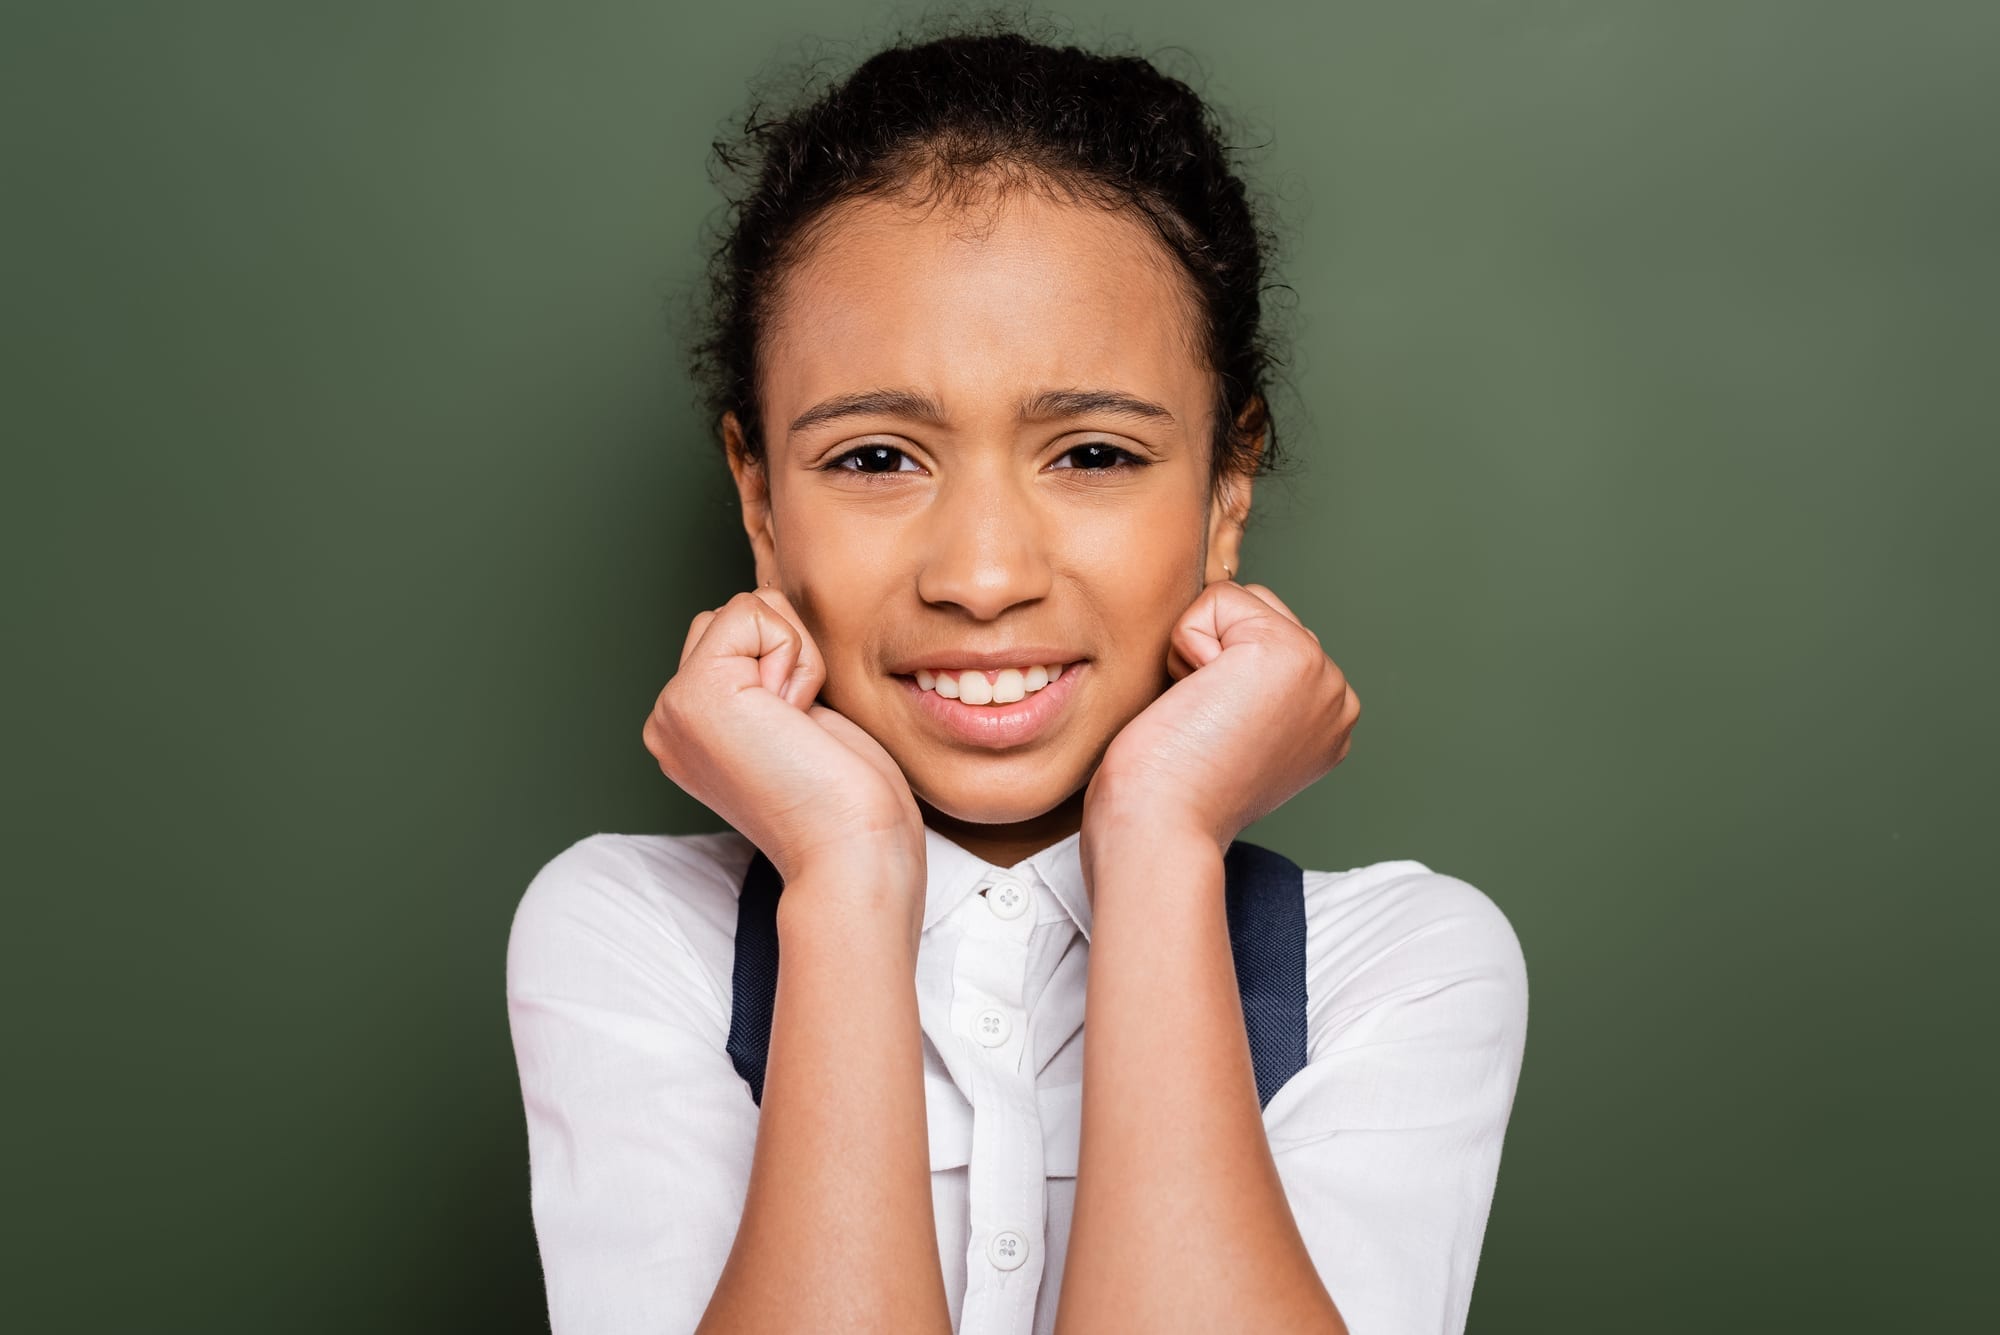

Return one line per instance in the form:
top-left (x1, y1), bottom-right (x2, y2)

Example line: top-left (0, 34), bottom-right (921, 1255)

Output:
top-left (1223, 562), bottom-right (1234, 580)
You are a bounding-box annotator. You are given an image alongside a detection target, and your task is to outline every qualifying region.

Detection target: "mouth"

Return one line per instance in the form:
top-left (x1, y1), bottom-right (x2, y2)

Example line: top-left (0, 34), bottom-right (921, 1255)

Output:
top-left (894, 660), bottom-right (1087, 750)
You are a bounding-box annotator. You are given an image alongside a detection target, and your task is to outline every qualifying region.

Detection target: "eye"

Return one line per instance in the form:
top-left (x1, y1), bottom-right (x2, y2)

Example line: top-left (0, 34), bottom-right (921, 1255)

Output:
top-left (826, 444), bottom-right (923, 474)
top-left (1051, 442), bottom-right (1147, 472)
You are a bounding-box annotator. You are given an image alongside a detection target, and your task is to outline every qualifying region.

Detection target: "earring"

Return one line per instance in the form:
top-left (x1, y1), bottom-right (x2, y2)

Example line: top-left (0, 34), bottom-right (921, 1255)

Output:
top-left (1223, 562), bottom-right (1234, 580)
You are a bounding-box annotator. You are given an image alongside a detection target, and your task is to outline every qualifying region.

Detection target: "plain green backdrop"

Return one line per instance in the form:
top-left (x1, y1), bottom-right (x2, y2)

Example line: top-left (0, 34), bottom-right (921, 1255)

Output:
top-left (8, 1), bottom-right (1995, 1330)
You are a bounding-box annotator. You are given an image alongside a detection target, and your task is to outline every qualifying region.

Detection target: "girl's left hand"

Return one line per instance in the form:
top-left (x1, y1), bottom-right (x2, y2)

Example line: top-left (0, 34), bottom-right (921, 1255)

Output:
top-left (1082, 578), bottom-right (1360, 860)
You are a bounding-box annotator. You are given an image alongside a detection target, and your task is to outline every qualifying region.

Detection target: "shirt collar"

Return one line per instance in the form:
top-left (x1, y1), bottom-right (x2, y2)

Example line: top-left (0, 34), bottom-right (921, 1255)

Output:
top-left (921, 824), bottom-right (1093, 942)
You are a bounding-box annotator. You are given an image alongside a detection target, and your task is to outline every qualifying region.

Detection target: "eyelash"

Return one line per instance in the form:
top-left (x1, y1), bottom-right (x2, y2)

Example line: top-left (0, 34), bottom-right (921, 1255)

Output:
top-left (824, 442), bottom-right (1148, 476)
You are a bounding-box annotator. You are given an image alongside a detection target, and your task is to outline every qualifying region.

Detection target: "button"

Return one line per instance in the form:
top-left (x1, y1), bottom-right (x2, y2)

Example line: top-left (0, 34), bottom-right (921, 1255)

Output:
top-left (973, 1007), bottom-right (1012, 1047)
top-left (982, 877), bottom-right (1028, 921)
top-left (987, 1228), bottom-right (1030, 1271)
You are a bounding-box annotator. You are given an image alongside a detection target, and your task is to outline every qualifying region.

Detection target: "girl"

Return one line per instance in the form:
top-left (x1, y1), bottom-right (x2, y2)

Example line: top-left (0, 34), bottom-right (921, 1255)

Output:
top-left (507, 21), bottom-right (1527, 1335)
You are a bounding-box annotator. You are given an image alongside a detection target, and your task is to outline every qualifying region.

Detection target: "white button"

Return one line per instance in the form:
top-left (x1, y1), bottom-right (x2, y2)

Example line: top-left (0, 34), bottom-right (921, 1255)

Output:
top-left (973, 1007), bottom-right (1012, 1047)
top-left (987, 1228), bottom-right (1030, 1271)
top-left (983, 877), bottom-right (1028, 920)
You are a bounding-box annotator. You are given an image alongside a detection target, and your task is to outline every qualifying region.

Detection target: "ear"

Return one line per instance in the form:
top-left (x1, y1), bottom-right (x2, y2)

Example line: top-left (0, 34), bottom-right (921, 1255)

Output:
top-left (722, 410), bottom-right (780, 584)
top-left (1205, 397), bottom-right (1265, 582)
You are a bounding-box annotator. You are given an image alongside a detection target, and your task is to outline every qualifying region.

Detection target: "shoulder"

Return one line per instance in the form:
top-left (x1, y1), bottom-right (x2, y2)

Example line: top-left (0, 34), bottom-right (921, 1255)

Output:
top-left (505, 829), bottom-right (758, 1029)
top-left (1296, 857), bottom-right (1529, 1056)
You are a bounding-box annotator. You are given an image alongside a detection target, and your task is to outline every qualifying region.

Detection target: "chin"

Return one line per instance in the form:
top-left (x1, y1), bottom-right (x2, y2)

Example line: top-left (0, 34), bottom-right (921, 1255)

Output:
top-left (919, 793), bottom-right (1054, 827)
top-left (906, 759), bottom-right (1088, 827)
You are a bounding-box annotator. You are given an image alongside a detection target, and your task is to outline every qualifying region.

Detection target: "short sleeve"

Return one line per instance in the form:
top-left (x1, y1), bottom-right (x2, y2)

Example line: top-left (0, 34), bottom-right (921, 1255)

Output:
top-left (505, 834), bottom-right (761, 1335)
top-left (1261, 867), bottom-right (1530, 1335)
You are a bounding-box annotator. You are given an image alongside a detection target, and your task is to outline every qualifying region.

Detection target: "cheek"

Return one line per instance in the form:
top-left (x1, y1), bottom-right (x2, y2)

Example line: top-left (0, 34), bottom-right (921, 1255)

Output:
top-left (1084, 512), bottom-right (1204, 629)
top-left (1070, 570), bottom-right (1199, 723)
top-left (786, 577), bottom-right (860, 681)
top-left (1117, 600), bottom-right (1190, 694)
top-left (775, 528), bottom-right (886, 707)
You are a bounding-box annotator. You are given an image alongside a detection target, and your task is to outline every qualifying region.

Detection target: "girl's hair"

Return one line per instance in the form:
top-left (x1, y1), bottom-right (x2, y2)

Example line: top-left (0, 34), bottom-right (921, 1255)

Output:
top-left (685, 9), bottom-right (1295, 499)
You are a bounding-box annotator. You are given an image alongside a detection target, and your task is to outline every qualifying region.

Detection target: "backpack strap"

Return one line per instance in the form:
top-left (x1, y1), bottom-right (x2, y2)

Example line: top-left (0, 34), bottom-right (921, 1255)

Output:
top-left (726, 839), bottom-right (1309, 1110)
top-left (723, 848), bottom-right (784, 1107)
top-left (1221, 839), bottom-right (1313, 1109)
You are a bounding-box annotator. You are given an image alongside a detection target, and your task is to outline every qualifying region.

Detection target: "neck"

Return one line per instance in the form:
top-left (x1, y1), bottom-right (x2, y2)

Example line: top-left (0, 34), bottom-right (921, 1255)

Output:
top-left (917, 786), bottom-right (1086, 868)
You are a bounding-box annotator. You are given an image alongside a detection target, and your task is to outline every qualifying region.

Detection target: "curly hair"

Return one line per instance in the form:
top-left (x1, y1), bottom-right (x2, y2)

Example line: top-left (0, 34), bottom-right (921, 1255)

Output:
top-left (683, 7), bottom-right (1297, 500)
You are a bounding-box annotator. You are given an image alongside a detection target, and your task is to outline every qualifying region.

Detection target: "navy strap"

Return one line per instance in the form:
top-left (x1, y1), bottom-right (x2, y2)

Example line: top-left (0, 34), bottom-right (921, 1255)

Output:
top-left (725, 839), bottom-right (1309, 1110)
top-left (723, 847), bottom-right (785, 1107)
top-left (1220, 839), bottom-right (1313, 1109)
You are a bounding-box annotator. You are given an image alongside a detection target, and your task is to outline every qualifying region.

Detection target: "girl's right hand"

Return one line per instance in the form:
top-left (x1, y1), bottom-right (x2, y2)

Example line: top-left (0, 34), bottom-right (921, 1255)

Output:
top-left (641, 587), bottom-right (927, 912)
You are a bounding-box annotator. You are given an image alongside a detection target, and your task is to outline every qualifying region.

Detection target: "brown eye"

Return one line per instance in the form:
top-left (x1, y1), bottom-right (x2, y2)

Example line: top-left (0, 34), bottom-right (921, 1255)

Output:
top-left (1053, 442), bottom-right (1145, 471)
top-left (828, 445), bottom-right (920, 474)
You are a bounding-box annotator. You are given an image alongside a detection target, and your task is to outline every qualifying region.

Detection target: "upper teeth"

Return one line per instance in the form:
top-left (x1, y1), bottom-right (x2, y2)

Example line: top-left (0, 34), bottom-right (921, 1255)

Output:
top-left (916, 662), bottom-right (1067, 706)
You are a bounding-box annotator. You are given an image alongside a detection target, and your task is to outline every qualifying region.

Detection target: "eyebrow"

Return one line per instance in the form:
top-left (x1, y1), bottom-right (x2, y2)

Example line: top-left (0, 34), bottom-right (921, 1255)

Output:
top-left (787, 387), bottom-right (1178, 437)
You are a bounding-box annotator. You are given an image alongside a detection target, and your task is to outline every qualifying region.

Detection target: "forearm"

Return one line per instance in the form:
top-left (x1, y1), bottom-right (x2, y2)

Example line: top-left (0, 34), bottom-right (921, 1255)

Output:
top-left (698, 874), bottom-right (950, 1334)
top-left (1056, 825), bottom-right (1346, 1334)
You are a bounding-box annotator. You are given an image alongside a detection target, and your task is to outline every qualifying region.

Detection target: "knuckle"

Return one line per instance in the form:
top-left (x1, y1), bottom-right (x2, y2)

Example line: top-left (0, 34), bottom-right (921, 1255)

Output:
top-left (640, 716), bottom-right (672, 769)
top-left (651, 682), bottom-right (691, 734)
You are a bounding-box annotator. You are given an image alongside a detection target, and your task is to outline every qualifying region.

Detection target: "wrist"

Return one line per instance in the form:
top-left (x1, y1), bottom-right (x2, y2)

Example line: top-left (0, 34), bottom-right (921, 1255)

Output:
top-left (775, 858), bottom-right (927, 959)
top-left (1083, 778), bottom-right (1229, 863)
top-left (1080, 817), bottom-right (1226, 909)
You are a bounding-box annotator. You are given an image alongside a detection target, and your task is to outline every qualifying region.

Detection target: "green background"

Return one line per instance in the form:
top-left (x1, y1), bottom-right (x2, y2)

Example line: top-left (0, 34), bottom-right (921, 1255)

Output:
top-left (10, 1), bottom-right (1994, 1330)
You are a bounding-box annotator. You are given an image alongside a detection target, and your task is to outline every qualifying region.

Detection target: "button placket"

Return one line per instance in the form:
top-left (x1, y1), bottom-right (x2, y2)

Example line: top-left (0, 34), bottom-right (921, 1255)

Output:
top-left (953, 874), bottom-right (1035, 1064)
top-left (952, 870), bottom-right (1047, 1333)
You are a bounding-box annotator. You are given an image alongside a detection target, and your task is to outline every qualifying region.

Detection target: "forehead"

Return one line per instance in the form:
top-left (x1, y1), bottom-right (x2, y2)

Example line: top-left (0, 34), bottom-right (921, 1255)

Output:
top-left (759, 185), bottom-right (1209, 430)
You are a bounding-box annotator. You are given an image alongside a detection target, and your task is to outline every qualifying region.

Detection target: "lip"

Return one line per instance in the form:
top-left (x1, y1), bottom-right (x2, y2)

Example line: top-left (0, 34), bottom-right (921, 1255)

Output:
top-left (891, 647), bottom-right (1081, 674)
top-left (897, 661), bottom-right (1086, 750)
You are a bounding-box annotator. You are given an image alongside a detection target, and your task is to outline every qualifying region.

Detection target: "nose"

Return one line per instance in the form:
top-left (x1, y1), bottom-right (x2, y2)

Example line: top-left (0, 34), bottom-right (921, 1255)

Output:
top-left (914, 467), bottom-right (1054, 620)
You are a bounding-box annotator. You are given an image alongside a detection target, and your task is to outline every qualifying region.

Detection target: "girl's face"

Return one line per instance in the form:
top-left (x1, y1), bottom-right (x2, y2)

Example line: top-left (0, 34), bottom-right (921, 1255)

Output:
top-left (725, 181), bottom-right (1254, 852)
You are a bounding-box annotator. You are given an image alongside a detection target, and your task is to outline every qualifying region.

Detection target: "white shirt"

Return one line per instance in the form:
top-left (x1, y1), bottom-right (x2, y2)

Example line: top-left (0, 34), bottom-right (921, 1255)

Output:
top-left (506, 824), bottom-right (1528, 1335)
